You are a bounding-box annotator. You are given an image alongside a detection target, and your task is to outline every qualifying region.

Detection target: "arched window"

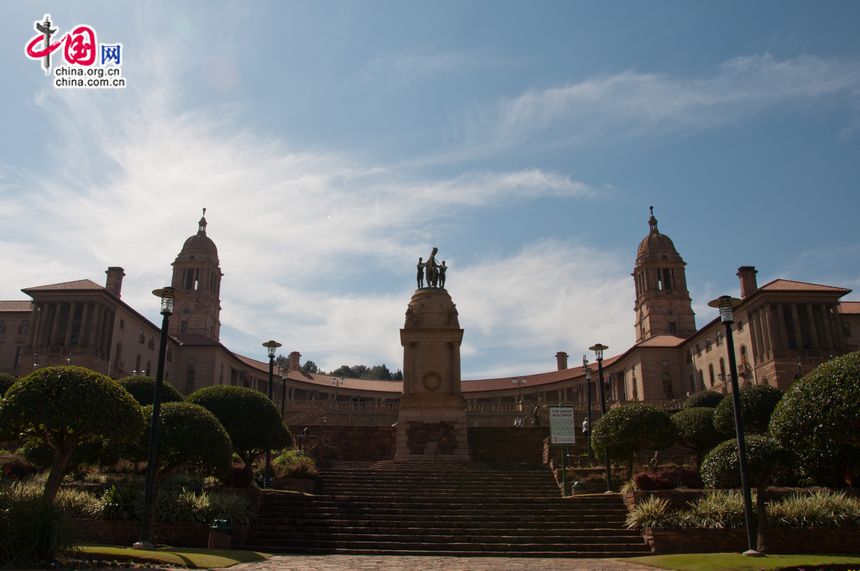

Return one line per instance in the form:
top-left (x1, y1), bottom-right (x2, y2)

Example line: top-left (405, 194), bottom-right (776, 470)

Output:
top-left (740, 345), bottom-right (748, 368)
top-left (708, 364), bottom-right (715, 387)
top-left (719, 358), bottom-right (726, 382)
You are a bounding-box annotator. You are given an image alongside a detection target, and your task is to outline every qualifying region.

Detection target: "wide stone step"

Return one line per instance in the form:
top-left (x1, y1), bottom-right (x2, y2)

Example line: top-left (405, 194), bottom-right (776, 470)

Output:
top-left (247, 526), bottom-right (641, 537)
top-left (241, 539), bottom-right (649, 554)
top-left (242, 546), bottom-right (651, 558)
top-left (246, 531), bottom-right (642, 544)
top-left (255, 507), bottom-right (628, 519)
top-left (252, 516), bottom-right (629, 528)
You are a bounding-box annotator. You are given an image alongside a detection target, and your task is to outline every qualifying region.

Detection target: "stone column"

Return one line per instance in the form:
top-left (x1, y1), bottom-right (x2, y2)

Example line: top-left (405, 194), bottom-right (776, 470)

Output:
top-left (48, 303), bottom-right (63, 348)
top-left (761, 305), bottom-right (774, 357)
top-left (790, 304), bottom-right (804, 350)
top-left (775, 303), bottom-right (789, 351)
top-left (63, 302), bottom-right (78, 349)
top-left (805, 304), bottom-right (820, 349)
top-left (396, 288), bottom-right (469, 461)
top-left (748, 311), bottom-right (761, 364)
top-left (28, 303), bottom-right (42, 349)
top-left (818, 304), bottom-right (834, 350)
top-left (78, 302), bottom-right (90, 349)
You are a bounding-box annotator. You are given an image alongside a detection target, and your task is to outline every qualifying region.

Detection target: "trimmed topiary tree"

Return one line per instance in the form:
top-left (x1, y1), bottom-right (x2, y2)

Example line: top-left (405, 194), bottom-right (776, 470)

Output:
top-left (713, 384), bottom-right (782, 436)
top-left (769, 351), bottom-right (860, 487)
top-left (591, 404), bottom-right (676, 478)
top-left (0, 373), bottom-right (17, 397)
top-left (0, 366), bottom-right (145, 502)
top-left (684, 390), bottom-right (724, 409)
top-left (187, 385), bottom-right (292, 481)
top-left (700, 435), bottom-right (795, 552)
top-left (137, 402), bottom-right (232, 481)
top-left (671, 407), bottom-right (723, 467)
top-left (117, 375), bottom-right (184, 406)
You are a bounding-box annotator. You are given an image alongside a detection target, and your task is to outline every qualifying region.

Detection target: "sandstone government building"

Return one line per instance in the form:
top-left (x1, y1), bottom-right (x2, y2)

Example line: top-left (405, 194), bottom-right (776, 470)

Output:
top-left (1, 210), bottom-right (858, 426)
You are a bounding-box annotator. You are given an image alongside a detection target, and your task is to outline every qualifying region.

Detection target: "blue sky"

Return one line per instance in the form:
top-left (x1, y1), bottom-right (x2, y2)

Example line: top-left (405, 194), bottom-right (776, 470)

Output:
top-left (2, 1), bottom-right (859, 377)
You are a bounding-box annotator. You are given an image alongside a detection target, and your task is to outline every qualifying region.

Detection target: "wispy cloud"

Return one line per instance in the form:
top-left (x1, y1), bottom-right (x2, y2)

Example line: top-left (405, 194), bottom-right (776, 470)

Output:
top-left (362, 48), bottom-right (517, 84)
top-left (461, 54), bottom-right (860, 153)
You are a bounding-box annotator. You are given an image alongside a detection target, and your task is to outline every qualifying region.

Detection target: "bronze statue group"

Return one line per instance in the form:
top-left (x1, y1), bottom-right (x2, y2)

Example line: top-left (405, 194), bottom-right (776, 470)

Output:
top-left (417, 247), bottom-right (447, 289)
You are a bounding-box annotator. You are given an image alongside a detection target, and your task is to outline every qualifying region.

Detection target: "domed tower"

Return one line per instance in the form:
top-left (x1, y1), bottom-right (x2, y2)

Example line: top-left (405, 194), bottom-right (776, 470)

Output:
top-left (169, 209), bottom-right (223, 340)
top-left (633, 207), bottom-right (695, 342)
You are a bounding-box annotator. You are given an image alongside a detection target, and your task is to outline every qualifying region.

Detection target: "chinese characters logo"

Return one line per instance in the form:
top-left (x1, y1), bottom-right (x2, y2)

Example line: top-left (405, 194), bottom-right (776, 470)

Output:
top-left (25, 14), bottom-right (126, 89)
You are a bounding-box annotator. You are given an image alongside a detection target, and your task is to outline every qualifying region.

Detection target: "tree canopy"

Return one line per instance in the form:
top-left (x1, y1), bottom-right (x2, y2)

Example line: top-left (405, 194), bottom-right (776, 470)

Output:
top-left (0, 366), bottom-right (145, 501)
top-left (671, 407), bottom-right (723, 466)
top-left (591, 404), bottom-right (676, 476)
top-left (117, 375), bottom-right (184, 406)
top-left (0, 373), bottom-right (16, 397)
top-left (187, 385), bottom-right (291, 475)
top-left (684, 390), bottom-right (724, 409)
top-left (769, 351), bottom-right (860, 487)
top-left (713, 384), bottom-right (782, 435)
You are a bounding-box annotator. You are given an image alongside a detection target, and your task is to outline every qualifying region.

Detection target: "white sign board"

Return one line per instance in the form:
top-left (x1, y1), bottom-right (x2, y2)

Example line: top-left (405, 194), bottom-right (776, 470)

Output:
top-left (549, 407), bottom-right (576, 445)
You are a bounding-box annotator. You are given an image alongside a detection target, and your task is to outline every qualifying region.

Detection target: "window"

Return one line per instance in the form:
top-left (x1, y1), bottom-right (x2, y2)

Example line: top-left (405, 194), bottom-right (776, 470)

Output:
top-left (715, 331), bottom-right (722, 345)
top-left (685, 350), bottom-right (692, 364)
top-left (705, 338), bottom-right (712, 352)
top-left (135, 354), bottom-right (141, 372)
top-left (148, 337), bottom-right (155, 350)
top-left (180, 321), bottom-right (188, 333)
top-left (719, 358), bottom-right (726, 382)
top-left (119, 319), bottom-right (125, 330)
top-left (139, 329), bottom-right (145, 344)
top-left (740, 345), bottom-right (748, 368)
top-left (662, 373), bottom-right (674, 399)
top-left (843, 321), bottom-right (852, 338)
top-left (695, 344), bottom-right (701, 357)
top-left (737, 320), bottom-right (744, 332)
top-left (0, 320), bottom-right (6, 335)
top-left (18, 320), bottom-right (28, 335)
top-left (656, 268), bottom-right (673, 291)
top-left (708, 364), bottom-right (715, 387)
top-left (669, 321), bottom-right (677, 335)
top-left (166, 348), bottom-right (173, 362)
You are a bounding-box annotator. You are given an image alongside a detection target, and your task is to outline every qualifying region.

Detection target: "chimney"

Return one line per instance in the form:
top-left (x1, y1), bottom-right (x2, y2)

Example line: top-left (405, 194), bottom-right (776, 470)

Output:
top-left (737, 266), bottom-right (758, 299)
top-left (288, 351), bottom-right (301, 371)
top-left (105, 267), bottom-right (125, 298)
top-left (556, 351), bottom-right (568, 370)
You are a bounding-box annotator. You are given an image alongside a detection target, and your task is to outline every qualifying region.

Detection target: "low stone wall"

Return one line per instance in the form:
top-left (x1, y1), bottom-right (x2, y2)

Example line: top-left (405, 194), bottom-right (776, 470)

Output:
top-left (468, 427), bottom-right (548, 464)
top-left (74, 519), bottom-right (211, 548)
top-left (644, 527), bottom-right (860, 554)
top-left (300, 426), bottom-right (397, 465)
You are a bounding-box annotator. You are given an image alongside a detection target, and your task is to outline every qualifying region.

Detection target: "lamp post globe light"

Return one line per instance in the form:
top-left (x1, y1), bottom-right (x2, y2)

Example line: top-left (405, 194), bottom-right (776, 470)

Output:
top-left (589, 343), bottom-right (612, 493)
top-left (583, 356), bottom-right (593, 466)
top-left (262, 340), bottom-right (282, 488)
top-left (707, 295), bottom-right (761, 557)
top-left (134, 287), bottom-right (179, 550)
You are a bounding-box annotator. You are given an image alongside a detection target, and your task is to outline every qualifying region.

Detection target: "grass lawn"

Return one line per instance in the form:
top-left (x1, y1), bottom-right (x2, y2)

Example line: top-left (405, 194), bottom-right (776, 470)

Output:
top-left (78, 544), bottom-right (271, 568)
top-left (632, 553), bottom-right (860, 571)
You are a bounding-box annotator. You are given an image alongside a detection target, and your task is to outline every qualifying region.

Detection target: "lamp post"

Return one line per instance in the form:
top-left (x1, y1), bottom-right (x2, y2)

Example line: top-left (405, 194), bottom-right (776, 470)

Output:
top-left (589, 343), bottom-right (612, 493)
top-left (134, 287), bottom-right (178, 550)
top-left (583, 356), bottom-right (593, 466)
top-left (330, 377), bottom-right (343, 409)
top-left (277, 364), bottom-right (286, 418)
top-left (512, 377), bottom-right (527, 418)
top-left (262, 340), bottom-right (282, 489)
top-left (708, 295), bottom-right (760, 557)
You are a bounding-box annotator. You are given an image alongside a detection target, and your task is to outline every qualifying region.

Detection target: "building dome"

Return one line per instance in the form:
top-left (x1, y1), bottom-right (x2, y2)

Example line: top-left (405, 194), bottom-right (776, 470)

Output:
top-left (404, 288), bottom-right (460, 329)
top-left (636, 207), bottom-right (680, 262)
top-left (176, 210), bottom-right (218, 261)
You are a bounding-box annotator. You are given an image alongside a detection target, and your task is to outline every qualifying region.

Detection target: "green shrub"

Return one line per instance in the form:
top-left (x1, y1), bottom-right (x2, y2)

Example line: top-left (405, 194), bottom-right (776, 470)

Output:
top-left (209, 491), bottom-right (254, 526)
top-left (153, 487), bottom-right (211, 524)
top-left (56, 487), bottom-right (103, 519)
top-left (0, 366), bottom-right (145, 501)
top-left (591, 404), bottom-right (676, 477)
top-left (713, 384), bottom-right (782, 435)
top-left (101, 483), bottom-right (140, 521)
top-left (684, 391), bottom-right (724, 409)
top-left (769, 491), bottom-right (860, 528)
top-left (0, 484), bottom-right (78, 565)
top-left (700, 436), bottom-right (794, 490)
top-left (117, 375), bottom-right (184, 406)
top-left (769, 351), bottom-right (860, 487)
top-left (682, 490), bottom-right (749, 529)
top-left (272, 450), bottom-right (318, 479)
top-left (671, 407), bottom-right (722, 466)
top-left (187, 386), bottom-right (292, 479)
top-left (625, 496), bottom-right (678, 529)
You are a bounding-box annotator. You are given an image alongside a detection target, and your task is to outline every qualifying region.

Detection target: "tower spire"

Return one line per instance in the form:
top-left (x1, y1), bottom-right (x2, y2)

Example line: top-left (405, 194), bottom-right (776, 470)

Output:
top-left (648, 205), bottom-right (659, 234)
top-left (198, 208), bottom-right (207, 235)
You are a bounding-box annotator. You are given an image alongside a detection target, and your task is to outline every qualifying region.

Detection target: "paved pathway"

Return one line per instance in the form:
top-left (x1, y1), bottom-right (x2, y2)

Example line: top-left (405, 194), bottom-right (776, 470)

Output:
top-left (214, 555), bottom-right (657, 571)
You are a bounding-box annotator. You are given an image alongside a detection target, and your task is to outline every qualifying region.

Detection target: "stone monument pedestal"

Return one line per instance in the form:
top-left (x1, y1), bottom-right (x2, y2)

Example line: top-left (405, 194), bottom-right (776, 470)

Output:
top-left (395, 287), bottom-right (470, 461)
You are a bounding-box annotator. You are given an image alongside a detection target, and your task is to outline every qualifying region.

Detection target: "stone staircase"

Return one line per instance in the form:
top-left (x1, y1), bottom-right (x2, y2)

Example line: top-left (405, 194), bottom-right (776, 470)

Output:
top-left (244, 460), bottom-right (650, 557)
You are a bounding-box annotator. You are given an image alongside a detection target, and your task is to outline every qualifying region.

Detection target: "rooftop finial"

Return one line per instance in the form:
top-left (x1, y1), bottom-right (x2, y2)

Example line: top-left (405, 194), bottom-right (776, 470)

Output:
top-left (198, 208), bottom-right (208, 234)
top-left (648, 205), bottom-right (658, 234)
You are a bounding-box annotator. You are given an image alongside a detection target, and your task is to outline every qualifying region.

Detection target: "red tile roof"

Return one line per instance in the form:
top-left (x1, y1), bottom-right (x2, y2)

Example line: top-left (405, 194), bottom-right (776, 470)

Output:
top-left (23, 279), bottom-right (104, 292)
top-left (838, 301), bottom-right (860, 315)
top-left (759, 279), bottom-right (851, 294)
top-left (0, 300), bottom-right (32, 312)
